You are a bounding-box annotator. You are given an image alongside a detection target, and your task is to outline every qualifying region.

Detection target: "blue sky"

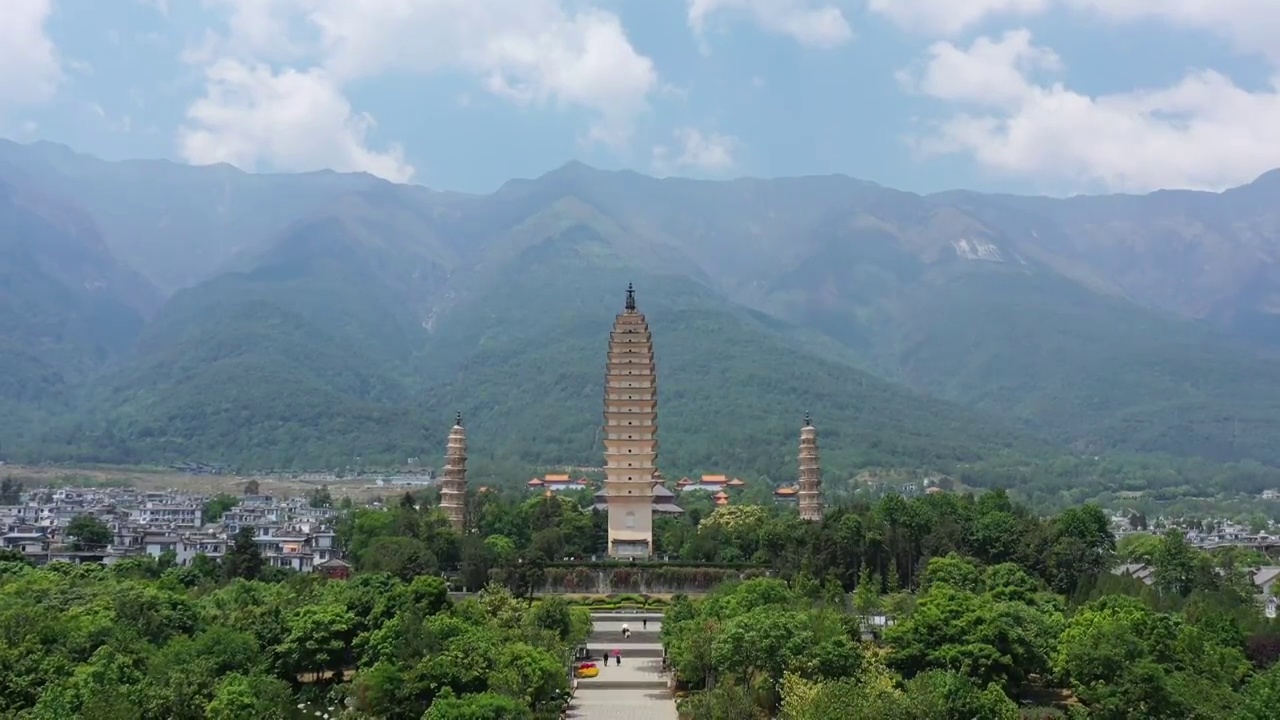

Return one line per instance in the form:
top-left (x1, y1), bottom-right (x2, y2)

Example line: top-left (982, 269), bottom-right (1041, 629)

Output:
top-left (2, 0), bottom-right (1279, 196)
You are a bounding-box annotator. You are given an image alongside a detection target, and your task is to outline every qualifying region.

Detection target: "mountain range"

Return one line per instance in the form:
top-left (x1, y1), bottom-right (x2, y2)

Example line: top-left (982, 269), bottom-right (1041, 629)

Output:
top-left (3, 138), bottom-right (1280, 485)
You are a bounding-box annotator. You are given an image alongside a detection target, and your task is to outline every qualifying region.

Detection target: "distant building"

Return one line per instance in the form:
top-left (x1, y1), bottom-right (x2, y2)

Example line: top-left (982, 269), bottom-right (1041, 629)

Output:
top-left (527, 473), bottom-right (592, 492)
top-left (1252, 567), bottom-right (1280, 597)
top-left (1113, 563), bottom-right (1155, 586)
top-left (674, 474), bottom-right (745, 493)
top-left (316, 558), bottom-right (352, 580)
top-left (0, 485), bottom-right (346, 574)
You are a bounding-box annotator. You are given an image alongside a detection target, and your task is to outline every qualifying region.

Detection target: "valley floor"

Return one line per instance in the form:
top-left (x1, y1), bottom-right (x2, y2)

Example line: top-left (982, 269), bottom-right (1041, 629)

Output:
top-left (0, 464), bottom-right (391, 502)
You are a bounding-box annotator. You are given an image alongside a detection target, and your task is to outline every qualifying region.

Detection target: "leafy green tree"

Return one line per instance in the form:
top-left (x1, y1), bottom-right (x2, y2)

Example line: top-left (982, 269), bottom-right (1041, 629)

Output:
top-left (1239, 662), bottom-right (1280, 719)
top-left (0, 476), bottom-right (23, 504)
top-left (526, 596), bottom-right (574, 642)
top-left (1116, 532), bottom-right (1161, 563)
top-left (1043, 504), bottom-right (1116, 595)
top-left (484, 534), bottom-right (517, 563)
top-left (277, 603), bottom-right (356, 679)
top-left (778, 657), bottom-right (912, 720)
top-left (903, 670), bottom-right (1019, 720)
top-left (1152, 528), bottom-right (1198, 598)
top-left (1055, 595), bottom-right (1249, 719)
top-left (222, 527), bottom-right (263, 581)
top-left (968, 508), bottom-right (1022, 565)
top-left (422, 690), bottom-right (532, 720)
top-left (65, 514), bottom-right (112, 551)
top-left (885, 582), bottom-right (1056, 693)
top-left (310, 484), bottom-right (334, 508)
top-left (189, 552), bottom-right (220, 580)
top-left (504, 552), bottom-right (546, 604)
top-left (204, 673), bottom-right (292, 720)
top-left (677, 683), bottom-right (762, 720)
top-left (458, 536), bottom-right (495, 592)
top-left (202, 493), bottom-right (239, 524)
top-left (360, 536), bottom-right (438, 581)
top-left (851, 566), bottom-right (880, 618)
top-left (919, 554), bottom-right (983, 593)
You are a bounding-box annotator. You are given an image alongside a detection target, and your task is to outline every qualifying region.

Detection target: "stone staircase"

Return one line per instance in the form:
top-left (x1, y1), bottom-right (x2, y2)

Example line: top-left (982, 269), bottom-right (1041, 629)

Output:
top-left (567, 612), bottom-right (677, 719)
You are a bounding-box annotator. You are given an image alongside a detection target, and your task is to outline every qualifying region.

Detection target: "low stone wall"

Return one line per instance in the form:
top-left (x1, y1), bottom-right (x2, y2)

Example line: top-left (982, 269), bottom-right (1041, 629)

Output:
top-left (538, 565), bottom-right (769, 594)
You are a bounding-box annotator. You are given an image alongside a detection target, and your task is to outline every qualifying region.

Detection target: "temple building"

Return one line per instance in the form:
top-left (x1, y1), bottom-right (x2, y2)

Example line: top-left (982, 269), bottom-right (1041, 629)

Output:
top-left (526, 474), bottom-right (592, 492)
top-left (439, 412), bottom-right (467, 532)
top-left (602, 283), bottom-right (659, 557)
top-left (797, 412), bottom-right (824, 521)
top-left (773, 486), bottom-right (799, 505)
top-left (675, 474), bottom-right (746, 493)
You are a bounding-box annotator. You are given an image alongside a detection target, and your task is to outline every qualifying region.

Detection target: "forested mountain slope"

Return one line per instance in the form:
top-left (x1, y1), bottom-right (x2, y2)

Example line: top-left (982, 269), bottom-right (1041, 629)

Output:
top-left (4, 140), bottom-right (1280, 479)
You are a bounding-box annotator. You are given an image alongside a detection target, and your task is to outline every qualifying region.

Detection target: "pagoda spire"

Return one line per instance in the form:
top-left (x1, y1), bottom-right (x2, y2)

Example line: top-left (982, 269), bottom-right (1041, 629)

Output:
top-left (439, 412), bottom-right (468, 532)
top-left (797, 413), bottom-right (823, 522)
top-left (602, 284), bottom-right (657, 557)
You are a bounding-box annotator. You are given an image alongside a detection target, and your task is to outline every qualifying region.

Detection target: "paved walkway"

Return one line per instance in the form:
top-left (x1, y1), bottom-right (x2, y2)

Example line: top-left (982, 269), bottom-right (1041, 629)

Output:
top-left (567, 614), bottom-right (678, 720)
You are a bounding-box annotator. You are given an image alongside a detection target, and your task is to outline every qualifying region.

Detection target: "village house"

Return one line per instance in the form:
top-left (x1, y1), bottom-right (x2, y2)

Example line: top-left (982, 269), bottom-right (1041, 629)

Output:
top-left (0, 484), bottom-right (346, 574)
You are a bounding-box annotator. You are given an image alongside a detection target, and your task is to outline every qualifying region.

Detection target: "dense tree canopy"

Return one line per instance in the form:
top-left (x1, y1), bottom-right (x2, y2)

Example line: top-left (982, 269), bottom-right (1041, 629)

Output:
top-left (10, 485), bottom-right (1280, 719)
top-left (0, 550), bottom-right (586, 719)
top-left (658, 491), bottom-right (1280, 719)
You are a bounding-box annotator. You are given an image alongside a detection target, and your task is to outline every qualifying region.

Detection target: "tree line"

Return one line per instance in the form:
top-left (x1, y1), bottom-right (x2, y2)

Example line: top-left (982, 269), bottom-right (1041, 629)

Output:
top-left (659, 492), bottom-right (1280, 719)
top-left (9, 483), bottom-right (1280, 718)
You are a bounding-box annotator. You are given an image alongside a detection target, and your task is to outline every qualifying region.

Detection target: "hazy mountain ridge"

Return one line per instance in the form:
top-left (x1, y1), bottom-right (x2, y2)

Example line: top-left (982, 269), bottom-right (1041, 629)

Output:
top-left (4, 140), bottom-right (1280, 475)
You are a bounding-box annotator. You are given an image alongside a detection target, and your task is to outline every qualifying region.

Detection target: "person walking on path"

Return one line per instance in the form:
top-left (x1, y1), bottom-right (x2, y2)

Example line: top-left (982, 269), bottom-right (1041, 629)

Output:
top-left (603, 652), bottom-right (610, 667)
top-left (614, 649), bottom-right (622, 666)
top-left (622, 623), bottom-right (630, 639)
top-left (643, 618), bottom-right (648, 630)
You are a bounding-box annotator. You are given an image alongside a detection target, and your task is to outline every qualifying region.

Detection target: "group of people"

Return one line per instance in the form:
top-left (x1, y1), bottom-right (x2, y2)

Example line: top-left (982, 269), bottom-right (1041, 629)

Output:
top-left (601, 618), bottom-right (648, 667)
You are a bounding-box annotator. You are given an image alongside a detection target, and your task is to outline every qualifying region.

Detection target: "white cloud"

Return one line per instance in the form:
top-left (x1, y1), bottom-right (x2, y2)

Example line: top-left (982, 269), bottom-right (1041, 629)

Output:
top-left (179, 60), bottom-right (414, 182)
top-left (870, 0), bottom-right (1280, 60)
top-left (652, 127), bottom-right (740, 176)
top-left (900, 30), bottom-right (1062, 107)
top-left (1064, 0), bottom-right (1280, 64)
top-left (687, 0), bottom-right (853, 48)
top-left (867, 0), bottom-right (1049, 36)
top-left (902, 30), bottom-right (1280, 192)
top-left (179, 0), bottom-right (659, 180)
top-left (0, 0), bottom-right (63, 109)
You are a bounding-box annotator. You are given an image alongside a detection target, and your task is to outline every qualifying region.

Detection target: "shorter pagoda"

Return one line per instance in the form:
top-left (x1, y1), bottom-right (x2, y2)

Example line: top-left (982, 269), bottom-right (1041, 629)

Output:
top-left (439, 412), bottom-right (467, 532)
top-left (797, 412), bottom-right (823, 522)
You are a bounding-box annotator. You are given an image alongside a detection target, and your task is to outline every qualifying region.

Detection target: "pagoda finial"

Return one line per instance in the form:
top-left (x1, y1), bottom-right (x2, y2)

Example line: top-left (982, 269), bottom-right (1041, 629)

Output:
top-left (625, 282), bottom-right (636, 311)
top-left (454, 411), bottom-right (463, 427)
top-left (804, 411), bottom-right (811, 427)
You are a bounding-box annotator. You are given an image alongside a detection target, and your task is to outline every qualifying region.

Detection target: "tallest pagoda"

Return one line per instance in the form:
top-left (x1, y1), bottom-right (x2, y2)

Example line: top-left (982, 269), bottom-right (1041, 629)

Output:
top-left (602, 283), bottom-right (658, 558)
